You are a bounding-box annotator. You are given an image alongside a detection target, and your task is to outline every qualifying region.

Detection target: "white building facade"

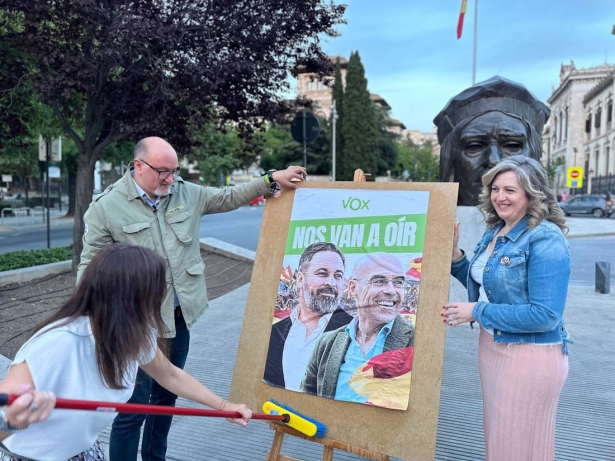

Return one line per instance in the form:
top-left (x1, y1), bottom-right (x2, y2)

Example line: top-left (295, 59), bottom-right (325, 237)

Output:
top-left (582, 73), bottom-right (615, 194)
top-left (545, 62), bottom-right (615, 195)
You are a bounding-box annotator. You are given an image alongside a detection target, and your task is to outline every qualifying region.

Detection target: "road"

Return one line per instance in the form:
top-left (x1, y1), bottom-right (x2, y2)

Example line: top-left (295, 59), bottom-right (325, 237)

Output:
top-left (568, 236), bottom-right (615, 287)
top-left (1, 206), bottom-right (613, 288)
top-left (0, 205), bottom-right (266, 255)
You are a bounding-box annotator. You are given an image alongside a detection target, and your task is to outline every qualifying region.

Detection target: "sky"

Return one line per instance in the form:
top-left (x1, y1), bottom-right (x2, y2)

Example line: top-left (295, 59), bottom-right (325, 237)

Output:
top-left (317, 0), bottom-right (615, 133)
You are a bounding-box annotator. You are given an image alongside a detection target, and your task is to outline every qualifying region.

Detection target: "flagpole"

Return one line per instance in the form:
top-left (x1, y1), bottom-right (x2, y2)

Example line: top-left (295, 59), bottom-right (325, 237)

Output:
top-left (472, 0), bottom-right (478, 84)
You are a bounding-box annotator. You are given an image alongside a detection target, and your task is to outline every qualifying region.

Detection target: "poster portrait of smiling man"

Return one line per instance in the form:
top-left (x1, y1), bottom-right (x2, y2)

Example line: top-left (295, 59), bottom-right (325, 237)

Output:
top-left (263, 188), bottom-right (429, 410)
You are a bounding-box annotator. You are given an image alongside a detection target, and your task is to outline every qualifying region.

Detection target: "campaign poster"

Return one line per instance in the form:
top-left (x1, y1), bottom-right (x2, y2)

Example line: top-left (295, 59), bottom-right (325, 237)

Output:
top-left (263, 188), bottom-right (429, 410)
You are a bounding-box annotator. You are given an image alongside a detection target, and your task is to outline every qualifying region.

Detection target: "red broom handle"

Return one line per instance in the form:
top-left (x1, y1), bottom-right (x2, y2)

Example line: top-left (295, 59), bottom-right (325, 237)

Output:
top-left (0, 394), bottom-right (286, 422)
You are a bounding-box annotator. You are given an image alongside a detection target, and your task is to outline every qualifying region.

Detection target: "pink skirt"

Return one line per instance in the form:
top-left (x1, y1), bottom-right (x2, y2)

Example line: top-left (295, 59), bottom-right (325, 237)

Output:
top-left (478, 328), bottom-right (568, 461)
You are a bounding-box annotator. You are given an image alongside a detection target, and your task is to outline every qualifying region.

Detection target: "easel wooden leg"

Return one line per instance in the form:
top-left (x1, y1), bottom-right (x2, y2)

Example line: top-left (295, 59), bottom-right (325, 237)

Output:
top-left (322, 446), bottom-right (334, 461)
top-left (267, 430), bottom-right (285, 461)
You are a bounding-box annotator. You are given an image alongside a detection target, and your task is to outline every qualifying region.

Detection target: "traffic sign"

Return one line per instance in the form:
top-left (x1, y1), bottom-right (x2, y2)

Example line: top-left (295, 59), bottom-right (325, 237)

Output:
top-left (291, 112), bottom-right (320, 144)
top-left (566, 166), bottom-right (583, 188)
top-left (38, 136), bottom-right (62, 162)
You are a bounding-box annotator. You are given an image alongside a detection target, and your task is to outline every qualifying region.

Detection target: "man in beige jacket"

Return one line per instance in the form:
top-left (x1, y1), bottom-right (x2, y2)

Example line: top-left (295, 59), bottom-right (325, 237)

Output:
top-left (78, 136), bottom-right (305, 461)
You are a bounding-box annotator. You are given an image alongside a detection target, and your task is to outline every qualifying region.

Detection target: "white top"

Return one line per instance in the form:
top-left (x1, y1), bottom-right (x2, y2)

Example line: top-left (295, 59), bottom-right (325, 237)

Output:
top-left (4, 316), bottom-right (157, 460)
top-left (469, 248), bottom-right (494, 335)
top-left (282, 308), bottom-right (333, 391)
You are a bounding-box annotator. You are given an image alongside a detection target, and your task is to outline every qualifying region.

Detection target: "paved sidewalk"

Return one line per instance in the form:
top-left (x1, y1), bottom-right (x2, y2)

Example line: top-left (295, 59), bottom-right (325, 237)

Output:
top-left (91, 283), bottom-right (613, 461)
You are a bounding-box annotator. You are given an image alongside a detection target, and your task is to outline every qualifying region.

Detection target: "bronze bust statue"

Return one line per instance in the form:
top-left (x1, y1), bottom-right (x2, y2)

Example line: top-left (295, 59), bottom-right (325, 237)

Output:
top-left (434, 76), bottom-right (550, 206)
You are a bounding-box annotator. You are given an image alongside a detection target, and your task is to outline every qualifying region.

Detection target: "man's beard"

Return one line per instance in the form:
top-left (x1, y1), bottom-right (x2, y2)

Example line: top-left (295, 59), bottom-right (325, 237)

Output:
top-left (155, 183), bottom-right (171, 197)
top-left (303, 286), bottom-right (339, 315)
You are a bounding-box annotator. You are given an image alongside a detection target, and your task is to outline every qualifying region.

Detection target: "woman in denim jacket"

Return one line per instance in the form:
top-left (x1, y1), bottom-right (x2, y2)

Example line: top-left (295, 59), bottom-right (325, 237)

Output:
top-left (444, 156), bottom-right (570, 461)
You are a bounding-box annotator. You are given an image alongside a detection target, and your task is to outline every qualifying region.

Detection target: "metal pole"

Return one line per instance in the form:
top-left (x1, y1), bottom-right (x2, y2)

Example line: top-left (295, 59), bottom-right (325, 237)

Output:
top-left (547, 138), bottom-right (551, 188)
top-left (40, 174), bottom-right (45, 224)
top-left (331, 101), bottom-right (337, 181)
top-left (45, 140), bottom-right (51, 249)
top-left (302, 110), bottom-right (307, 170)
top-left (472, 0), bottom-right (478, 85)
top-left (413, 144), bottom-right (418, 182)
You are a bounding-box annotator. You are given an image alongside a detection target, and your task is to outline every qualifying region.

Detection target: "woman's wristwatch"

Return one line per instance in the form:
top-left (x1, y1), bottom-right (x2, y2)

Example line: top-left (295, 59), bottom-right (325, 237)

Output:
top-left (0, 407), bottom-right (24, 434)
top-left (263, 169), bottom-right (281, 198)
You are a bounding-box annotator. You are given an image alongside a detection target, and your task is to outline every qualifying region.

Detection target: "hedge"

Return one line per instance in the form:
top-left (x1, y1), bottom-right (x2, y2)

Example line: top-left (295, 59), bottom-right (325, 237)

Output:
top-left (0, 246), bottom-right (72, 272)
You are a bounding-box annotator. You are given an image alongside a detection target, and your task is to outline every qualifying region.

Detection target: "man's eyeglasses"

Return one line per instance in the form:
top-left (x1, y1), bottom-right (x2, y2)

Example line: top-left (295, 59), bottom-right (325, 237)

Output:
top-left (355, 277), bottom-right (408, 289)
top-left (139, 159), bottom-right (180, 180)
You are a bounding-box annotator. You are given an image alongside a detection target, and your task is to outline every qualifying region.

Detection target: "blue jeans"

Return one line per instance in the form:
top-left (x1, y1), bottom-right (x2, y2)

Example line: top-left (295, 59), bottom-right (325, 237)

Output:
top-left (109, 311), bottom-right (191, 461)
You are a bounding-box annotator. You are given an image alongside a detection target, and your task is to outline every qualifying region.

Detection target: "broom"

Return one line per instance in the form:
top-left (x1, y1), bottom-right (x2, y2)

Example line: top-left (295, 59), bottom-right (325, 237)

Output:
top-left (0, 394), bottom-right (326, 438)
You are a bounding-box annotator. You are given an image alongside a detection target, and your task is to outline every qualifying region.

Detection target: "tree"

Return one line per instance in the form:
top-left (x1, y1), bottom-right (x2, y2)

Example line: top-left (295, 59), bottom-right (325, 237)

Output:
top-left (396, 141), bottom-right (439, 182)
top-left (190, 123), bottom-right (245, 185)
top-left (374, 105), bottom-right (399, 175)
top-left (259, 125), bottom-right (294, 172)
top-left (0, 8), bottom-right (34, 149)
top-left (1, 0), bottom-right (345, 272)
top-left (338, 51), bottom-right (378, 180)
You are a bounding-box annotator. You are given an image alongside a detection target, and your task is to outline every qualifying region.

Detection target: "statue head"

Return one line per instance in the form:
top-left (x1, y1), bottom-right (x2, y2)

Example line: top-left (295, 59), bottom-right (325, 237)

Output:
top-left (434, 76), bottom-right (550, 206)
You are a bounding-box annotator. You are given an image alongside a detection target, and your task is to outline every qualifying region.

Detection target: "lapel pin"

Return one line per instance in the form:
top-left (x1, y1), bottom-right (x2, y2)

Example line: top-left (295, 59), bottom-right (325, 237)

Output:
top-left (500, 256), bottom-right (510, 265)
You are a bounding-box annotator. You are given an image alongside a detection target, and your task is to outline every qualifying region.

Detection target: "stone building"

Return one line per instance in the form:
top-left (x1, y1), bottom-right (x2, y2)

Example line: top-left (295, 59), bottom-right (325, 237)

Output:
top-left (296, 57), bottom-right (347, 119)
top-left (296, 56), bottom-right (400, 132)
top-left (544, 62), bottom-right (615, 195)
top-left (581, 72), bottom-right (615, 194)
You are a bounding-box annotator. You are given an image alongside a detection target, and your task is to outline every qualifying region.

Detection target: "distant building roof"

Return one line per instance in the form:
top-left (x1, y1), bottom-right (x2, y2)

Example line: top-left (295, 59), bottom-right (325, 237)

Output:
top-left (329, 56), bottom-right (348, 68)
top-left (583, 73), bottom-right (615, 104)
top-left (370, 93), bottom-right (391, 109)
top-left (389, 118), bottom-right (406, 129)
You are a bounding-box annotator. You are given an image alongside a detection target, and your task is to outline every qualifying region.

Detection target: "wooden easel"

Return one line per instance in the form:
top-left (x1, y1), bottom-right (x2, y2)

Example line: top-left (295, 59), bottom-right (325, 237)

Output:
top-left (265, 423), bottom-right (390, 461)
top-left (265, 168), bottom-right (390, 461)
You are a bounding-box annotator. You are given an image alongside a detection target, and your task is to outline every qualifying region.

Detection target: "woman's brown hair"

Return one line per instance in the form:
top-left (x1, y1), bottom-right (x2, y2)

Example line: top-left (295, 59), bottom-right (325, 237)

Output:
top-left (478, 156), bottom-right (568, 234)
top-left (32, 244), bottom-right (168, 389)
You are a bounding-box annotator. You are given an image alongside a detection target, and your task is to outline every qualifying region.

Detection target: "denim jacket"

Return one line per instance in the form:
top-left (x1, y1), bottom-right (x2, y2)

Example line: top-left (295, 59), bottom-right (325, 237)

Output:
top-left (451, 215), bottom-right (572, 355)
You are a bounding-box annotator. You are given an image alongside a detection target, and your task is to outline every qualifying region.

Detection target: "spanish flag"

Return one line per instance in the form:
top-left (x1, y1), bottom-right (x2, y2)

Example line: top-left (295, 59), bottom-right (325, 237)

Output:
top-left (457, 0), bottom-right (467, 39)
top-left (348, 347), bottom-right (414, 410)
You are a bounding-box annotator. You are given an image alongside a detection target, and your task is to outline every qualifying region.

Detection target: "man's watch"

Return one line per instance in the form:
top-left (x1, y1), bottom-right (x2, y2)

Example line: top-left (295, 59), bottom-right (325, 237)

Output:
top-left (0, 407), bottom-right (24, 434)
top-left (263, 169), bottom-right (276, 186)
top-left (263, 169), bottom-right (281, 197)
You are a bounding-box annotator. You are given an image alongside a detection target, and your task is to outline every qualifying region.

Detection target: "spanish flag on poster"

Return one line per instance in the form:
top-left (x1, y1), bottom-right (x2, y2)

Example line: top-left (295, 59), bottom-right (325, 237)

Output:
top-left (457, 0), bottom-right (467, 39)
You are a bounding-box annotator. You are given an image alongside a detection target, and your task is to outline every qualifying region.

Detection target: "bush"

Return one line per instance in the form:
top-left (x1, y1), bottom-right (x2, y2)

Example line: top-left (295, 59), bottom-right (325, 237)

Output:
top-left (0, 246), bottom-right (72, 272)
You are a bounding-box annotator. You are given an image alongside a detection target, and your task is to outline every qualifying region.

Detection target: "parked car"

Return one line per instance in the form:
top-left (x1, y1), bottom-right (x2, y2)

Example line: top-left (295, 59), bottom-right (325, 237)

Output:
top-left (248, 196), bottom-right (265, 206)
top-left (559, 194), bottom-right (612, 218)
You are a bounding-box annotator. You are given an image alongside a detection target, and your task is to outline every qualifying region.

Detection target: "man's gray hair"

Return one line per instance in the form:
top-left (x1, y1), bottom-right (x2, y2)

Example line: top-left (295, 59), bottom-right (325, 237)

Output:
top-left (133, 139), bottom-right (148, 161)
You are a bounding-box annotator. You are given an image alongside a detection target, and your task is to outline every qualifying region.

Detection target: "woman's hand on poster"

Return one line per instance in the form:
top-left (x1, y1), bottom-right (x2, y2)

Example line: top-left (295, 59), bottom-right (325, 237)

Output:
top-left (442, 302), bottom-right (475, 326)
top-left (452, 222), bottom-right (463, 261)
top-left (223, 401), bottom-right (252, 427)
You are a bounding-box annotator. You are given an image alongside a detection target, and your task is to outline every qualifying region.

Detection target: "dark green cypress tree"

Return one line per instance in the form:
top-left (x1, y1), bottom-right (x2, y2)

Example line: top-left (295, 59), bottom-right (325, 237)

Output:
top-left (339, 51), bottom-right (378, 180)
top-left (331, 57), bottom-right (344, 179)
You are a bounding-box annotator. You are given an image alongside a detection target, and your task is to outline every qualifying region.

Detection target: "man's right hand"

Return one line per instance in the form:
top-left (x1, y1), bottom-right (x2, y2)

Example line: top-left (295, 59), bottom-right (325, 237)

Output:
top-left (272, 166), bottom-right (307, 189)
